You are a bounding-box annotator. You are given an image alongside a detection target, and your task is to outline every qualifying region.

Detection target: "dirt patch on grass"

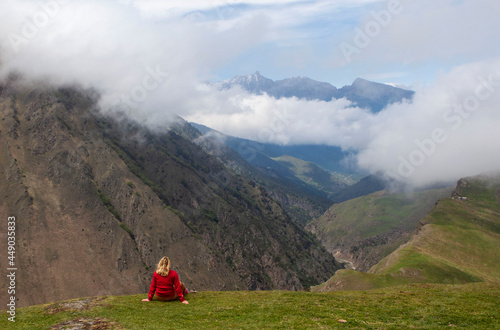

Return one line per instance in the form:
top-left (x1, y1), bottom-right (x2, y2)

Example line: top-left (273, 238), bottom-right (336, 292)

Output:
top-left (50, 317), bottom-right (122, 329)
top-left (398, 268), bottom-right (424, 278)
top-left (46, 297), bottom-right (109, 315)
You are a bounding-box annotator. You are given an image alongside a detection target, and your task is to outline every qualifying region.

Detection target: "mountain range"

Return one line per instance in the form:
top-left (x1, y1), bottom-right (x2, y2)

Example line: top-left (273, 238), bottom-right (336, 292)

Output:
top-left (217, 72), bottom-right (415, 112)
top-left (192, 122), bottom-right (354, 174)
top-left (2, 72), bottom-right (495, 312)
top-left (191, 122), bottom-right (362, 224)
top-left (190, 124), bottom-right (391, 214)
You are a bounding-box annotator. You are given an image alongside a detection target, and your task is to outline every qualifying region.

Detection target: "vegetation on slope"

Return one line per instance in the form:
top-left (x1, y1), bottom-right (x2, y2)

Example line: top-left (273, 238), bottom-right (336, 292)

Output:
top-left (192, 129), bottom-right (339, 225)
top-left (330, 174), bottom-right (386, 203)
top-left (96, 110), bottom-right (341, 290)
top-left (371, 175), bottom-right (500, 282)
top-left (271, 154), bottom-right (356, 197)
top-left (3, 283), bottom-right (499, 329)
top-left (307, 187), bottom-right (453, 271)
top-left (312, 174), bottom-right (500, 292)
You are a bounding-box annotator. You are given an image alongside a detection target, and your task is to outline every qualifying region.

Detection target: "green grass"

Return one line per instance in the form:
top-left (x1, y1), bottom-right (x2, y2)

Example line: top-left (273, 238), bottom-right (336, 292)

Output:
top-left (314, 188), bottom-right (451, 243)
top-left (320, 175), bottom-right (500, 291)
top-left (271, 155), bottom-right (355, 194)
top-left (312, 269), bottom-right (412, 291)
top-left (371, 247), bottom-right (483, 284)
top-left (3, 283), bottom-right (499, 329)
top-left (370, 182), bottom-right (500, 284)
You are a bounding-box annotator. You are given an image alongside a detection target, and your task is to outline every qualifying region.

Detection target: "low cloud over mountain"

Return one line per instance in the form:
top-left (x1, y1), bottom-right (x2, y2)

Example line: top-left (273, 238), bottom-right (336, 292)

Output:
top-left (1, 1), bottom-right (499, 189)
top-left (188, 62), bottom-right (500, 188)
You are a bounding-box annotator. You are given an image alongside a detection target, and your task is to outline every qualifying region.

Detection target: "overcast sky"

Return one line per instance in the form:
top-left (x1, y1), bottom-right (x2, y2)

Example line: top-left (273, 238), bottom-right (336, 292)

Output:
top-left (1, 0), bottom-right (500, 187)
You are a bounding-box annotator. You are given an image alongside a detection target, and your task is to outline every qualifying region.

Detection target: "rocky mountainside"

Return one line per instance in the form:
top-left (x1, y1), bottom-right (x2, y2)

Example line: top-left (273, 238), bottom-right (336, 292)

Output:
top-left (191, 123), bottom-right (353, 224)
top-left (0, 78), bottom-right (341, 307)
top-left (218, 72), bottom-right (414, 112)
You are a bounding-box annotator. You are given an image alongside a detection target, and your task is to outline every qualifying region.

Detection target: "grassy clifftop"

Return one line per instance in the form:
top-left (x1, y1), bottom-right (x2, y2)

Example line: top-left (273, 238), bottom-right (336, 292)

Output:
top-left (2, 283), bottom-right (499, 329)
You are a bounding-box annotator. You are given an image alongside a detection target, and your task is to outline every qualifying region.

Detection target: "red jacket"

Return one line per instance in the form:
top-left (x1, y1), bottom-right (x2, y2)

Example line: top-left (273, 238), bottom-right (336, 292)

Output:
top-left (148, 270), bottom-right (185, 302)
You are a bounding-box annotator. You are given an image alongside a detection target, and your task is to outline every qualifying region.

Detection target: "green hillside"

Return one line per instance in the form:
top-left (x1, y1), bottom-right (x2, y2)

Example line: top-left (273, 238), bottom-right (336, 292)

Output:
top-left (312, 175), bottom-right (500, 292)
top-left (271, 155), bottom-right (357, 197)
top-left (3, 283), bottom-right (499, 329)
top-left (306, 187), bottom-right (453, 271)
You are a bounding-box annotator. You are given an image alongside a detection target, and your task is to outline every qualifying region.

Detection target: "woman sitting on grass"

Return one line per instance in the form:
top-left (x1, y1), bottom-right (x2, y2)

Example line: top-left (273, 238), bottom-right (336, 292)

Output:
top-left (142, 256), bottom-right (189, 304)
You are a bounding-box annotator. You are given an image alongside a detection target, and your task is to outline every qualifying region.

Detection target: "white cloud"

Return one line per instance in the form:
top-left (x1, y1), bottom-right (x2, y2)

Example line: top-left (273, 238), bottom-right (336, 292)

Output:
top-left (357, 59), bottom-right (500, 187)
top-left (330, 0), bottom-right (500, 71)
top-left (128, 0), bottom-right (382, 18)
top-left (0, 0), bottom-right (271, 125)
top-left (0, 0), bottom-right (499, 189)
top-left (186, 59), bottom-right (500, 188)
top-left (184, 86), bottom-right (372, 147)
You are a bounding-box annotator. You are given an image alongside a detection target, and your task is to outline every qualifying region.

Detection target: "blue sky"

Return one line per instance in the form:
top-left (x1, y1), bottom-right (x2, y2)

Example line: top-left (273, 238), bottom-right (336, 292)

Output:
top-left (216, 0), bottom-right (498, 87)
top-left (2, 0), bottom-right (499, 87)
top-left (127, 0), bottom-right (500, 88)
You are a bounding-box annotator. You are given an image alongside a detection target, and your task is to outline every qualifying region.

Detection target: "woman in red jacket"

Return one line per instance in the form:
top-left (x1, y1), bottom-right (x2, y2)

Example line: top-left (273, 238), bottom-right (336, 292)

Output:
top-left (142, 256), bottom-right (189, 304)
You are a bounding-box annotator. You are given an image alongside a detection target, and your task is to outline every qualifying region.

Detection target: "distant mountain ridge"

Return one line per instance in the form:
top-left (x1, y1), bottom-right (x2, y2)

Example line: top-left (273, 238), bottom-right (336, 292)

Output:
top-left (191, 122), bottom-right (353, 173)
top-left (217, 72), bottom-right (414, 112)
top-left (190, 122), bottom-right (355, 224)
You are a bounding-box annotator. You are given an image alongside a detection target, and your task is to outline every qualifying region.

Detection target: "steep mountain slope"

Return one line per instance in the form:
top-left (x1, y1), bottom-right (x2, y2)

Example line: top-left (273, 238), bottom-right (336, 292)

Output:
top-left (218, 72), bottom-right (414, 112)
top-left (330, 174), bottom-right (386, 203)
top-left (312, 174), bottom-right (500, 292)
top-left (99, 116), bottom-right (342, 288)
top-left (271, 155), bottom-right (353, 198)
top-left (307, 187), bottom-right (453, 271)
top-left (191, 123), bottom-right (353, 224)
top-left (0, 78), bottom-right (341, 307)
top-left (191, 122), bottom-right (353, 174)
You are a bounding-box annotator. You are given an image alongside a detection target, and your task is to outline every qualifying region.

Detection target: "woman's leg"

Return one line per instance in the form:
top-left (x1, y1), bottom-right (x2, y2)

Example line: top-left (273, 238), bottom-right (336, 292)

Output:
top-left (180, 281), bottom-right (188, 295)
top-left (154, 294), bottom-right (177, 302)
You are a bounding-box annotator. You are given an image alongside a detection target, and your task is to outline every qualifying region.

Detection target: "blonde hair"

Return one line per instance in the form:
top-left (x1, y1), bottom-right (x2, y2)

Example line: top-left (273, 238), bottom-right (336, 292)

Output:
top-left (156, 257), bottom-right (171, 277)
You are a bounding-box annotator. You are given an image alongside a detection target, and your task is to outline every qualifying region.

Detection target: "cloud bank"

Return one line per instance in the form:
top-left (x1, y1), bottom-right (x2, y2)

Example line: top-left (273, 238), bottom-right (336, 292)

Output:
top-left (357, 61), bottom-right (500, 187)
top-left (1, 0), bottom-right (499, 188)
top-left (185, 60), bottom-right (500, 188)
